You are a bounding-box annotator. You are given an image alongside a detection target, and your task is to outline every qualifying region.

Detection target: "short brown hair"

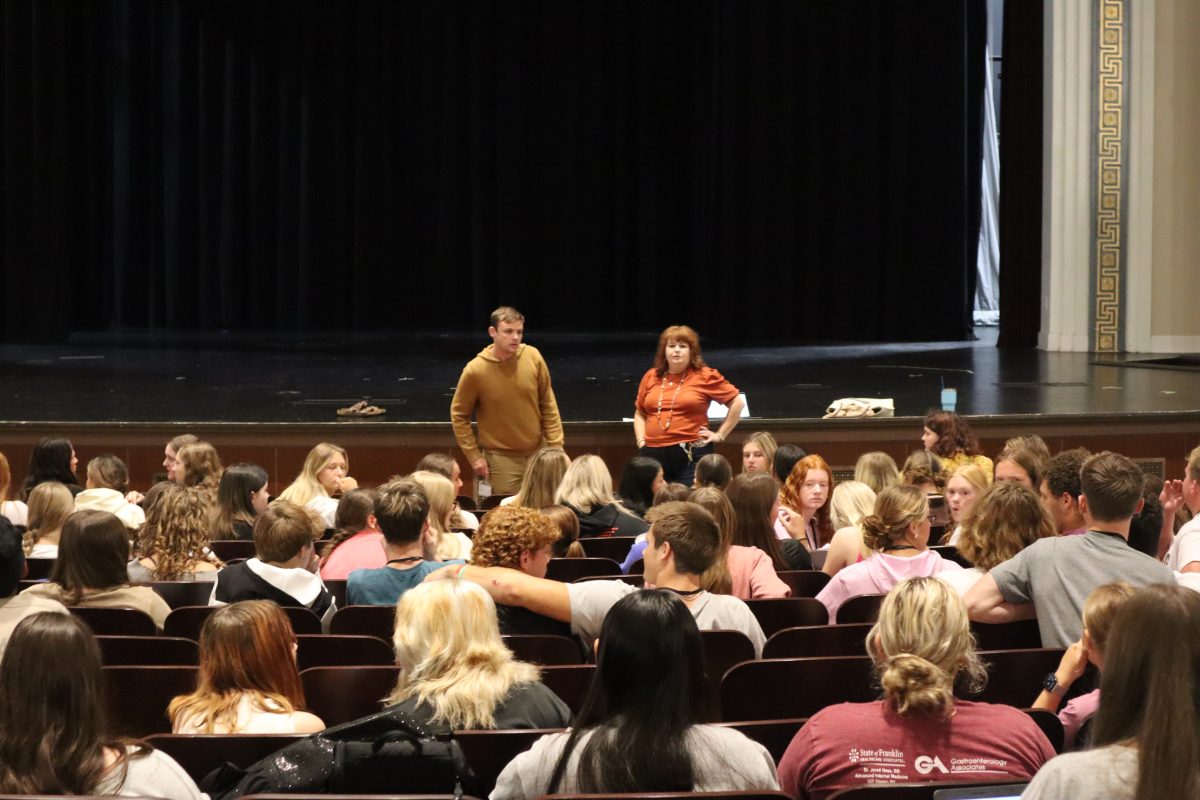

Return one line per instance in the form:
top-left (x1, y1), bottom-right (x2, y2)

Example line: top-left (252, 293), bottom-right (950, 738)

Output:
top-left (86, 454), bottom-right (129, 494)
top-left (375, 478), bottom-right (430, 546)
top-left (253, 500), bottom-right (319, 563)
top-left (469, 506), bottom-right (560, 569)
top-left (1043, 447), bottom-right (1090, 499)
top-left (489, 306), bottom-right (524, 327)
top-left (1080, 451), bottom-right (1144, 522)
top-left (645, 501), bottom-right (719, 576)
top-left (652, 325), bottom-right (706, 377)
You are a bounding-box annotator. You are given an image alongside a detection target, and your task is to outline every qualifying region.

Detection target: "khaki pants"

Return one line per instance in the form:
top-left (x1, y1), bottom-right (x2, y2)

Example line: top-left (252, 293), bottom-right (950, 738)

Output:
top-left (484, 451), bottom-right (530, 496)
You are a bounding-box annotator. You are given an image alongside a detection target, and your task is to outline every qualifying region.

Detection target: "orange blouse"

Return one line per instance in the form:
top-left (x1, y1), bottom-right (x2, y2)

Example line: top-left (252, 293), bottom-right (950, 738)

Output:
top-left (635, 366), bottom-right (739, 446)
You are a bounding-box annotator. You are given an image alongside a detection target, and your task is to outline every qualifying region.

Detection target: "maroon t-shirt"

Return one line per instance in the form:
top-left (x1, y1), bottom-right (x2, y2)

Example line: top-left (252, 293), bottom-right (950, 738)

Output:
top-left (777, 700), bottom-right (1055, 800)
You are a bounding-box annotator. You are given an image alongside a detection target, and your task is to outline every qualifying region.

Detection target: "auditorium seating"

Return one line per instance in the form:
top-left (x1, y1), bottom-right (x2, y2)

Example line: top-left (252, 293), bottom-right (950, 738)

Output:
top-left (70, 606), bottom-right (157, 637)
top-left (720, 649), bottom-right (1068, 722)
top-left (24, 557), bottom-right (55, 579)
top-left (299, 666), bottom-right (400, 726)
top-left (574, 574), bottom-right (644, 587)
top-left (329, 604), bottom-right (394, 640)
top-left (501, 634), bottom-right (585, 666)
top-left (103, 665), bottom-right (198, 736)
top-left (578, 536), bottom-right (638, 563)
top-left (145, 733), bottom-right (306, 781)
top-left (744, 598), bottom-right (829, 637)
top-left (165, 605), bottom-right (323, 640)
top-left (545, 557), bottom-right (623, 582)
top-left (970, 619), bottom-right (1042, 650)
top-left (539, 793), bottom-right (791, 800)
top-left (539, 664), bottom-right (595, 715)
top-left (97, 635), bottom-right (198, 666)
top-left (762, 623), bottom-right (874, 659)
top-left (295, 634), bottom-right (395, 670)
top-left (481, 494), bottom-right (512, 510)
top-left (149, 580), bottom-right (215, 608)
top-left (716, 718), bottom-right (808, 763)
top-left (699, 629), bottom-right (757, 722)
top-left (456, 728), bottom-right (558, 797)
top-left (836, 593), bottom-right (885, 624)
top-left (775, 570), bottom-right (831, 597)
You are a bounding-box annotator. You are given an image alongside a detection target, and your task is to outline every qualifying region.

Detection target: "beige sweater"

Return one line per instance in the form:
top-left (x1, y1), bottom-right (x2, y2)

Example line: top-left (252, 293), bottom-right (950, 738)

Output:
top-left (450, 344), bottom-right (564, 462)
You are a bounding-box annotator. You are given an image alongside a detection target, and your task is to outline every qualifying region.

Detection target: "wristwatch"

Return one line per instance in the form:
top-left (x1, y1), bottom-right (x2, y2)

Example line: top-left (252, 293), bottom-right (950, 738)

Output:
top-left (1043, 672), bottom-right (1068, 695)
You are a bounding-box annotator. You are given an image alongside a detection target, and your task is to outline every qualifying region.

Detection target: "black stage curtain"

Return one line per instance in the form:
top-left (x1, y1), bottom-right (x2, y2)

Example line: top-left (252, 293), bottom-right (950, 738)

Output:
top-left (997, 0), bottom-right (1044, 348)
top-left (2, 0), bottom-right (985, 344)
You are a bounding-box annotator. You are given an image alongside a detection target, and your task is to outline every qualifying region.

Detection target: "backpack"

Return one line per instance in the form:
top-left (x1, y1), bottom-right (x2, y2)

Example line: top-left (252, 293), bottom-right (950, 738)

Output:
top-left (202, 705), bottom-right (476, 799)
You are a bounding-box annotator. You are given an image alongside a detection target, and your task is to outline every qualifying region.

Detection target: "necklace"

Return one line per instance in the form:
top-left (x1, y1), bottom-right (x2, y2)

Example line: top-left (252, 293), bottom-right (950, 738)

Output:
top-left (882, 544), bottom-right (919, 552)
top-left (386, 556), bottom-right (423, 566)
top-left (657, 370), bottom-right (688, 430)
top-left (662, 586), bottom-right (705, 598)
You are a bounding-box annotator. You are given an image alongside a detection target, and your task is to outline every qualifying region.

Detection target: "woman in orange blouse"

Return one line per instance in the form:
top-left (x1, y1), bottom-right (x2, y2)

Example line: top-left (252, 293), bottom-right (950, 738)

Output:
top-left (632, 326), bottom-right (746, 485)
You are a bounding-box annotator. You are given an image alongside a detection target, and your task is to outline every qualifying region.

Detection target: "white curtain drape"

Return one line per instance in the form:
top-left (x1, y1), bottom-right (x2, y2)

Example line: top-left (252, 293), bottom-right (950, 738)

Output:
top-left (975, 42), bottom-right (1001, 326)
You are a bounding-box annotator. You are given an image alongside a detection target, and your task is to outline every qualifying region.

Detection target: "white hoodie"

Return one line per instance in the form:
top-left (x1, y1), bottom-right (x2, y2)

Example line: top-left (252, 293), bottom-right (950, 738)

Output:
top-left (75, 488), bottom-right (145, 530)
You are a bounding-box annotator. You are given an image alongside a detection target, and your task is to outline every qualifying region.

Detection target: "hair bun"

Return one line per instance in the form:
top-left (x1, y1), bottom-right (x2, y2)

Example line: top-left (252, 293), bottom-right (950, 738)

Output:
top-left (879, 653), bottom-right (953, 719)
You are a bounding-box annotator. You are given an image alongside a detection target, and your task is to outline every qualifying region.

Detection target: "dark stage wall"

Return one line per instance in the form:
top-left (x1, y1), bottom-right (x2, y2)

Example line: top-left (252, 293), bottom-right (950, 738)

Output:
top-left (2, 0), bottom-right (985, 344)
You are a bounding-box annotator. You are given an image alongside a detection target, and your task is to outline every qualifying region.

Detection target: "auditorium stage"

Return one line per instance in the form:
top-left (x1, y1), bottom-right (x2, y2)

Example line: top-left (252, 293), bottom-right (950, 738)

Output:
top-left (2, 328), bottom-right (1199, 490)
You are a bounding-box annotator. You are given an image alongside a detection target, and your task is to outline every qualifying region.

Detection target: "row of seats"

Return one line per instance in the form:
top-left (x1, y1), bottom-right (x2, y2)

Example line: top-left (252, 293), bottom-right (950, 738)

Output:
top-left (99, 645), bottom-right (1067, 737)
top-left (59, 589), bottom-right (1044, 647)
top-left (136, 710), bottom-right (1058, 798)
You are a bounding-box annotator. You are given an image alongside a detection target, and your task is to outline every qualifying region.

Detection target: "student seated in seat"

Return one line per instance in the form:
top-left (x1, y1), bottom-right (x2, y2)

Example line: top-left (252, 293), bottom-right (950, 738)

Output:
top-left (22, 510), bottom-right (171, 630)
top-left (491, 590), bottom-right (778, 799)
top-left (778, 578), bottom-right (1054, 799)
top-left (170, 600), bottom-right (324, 734)
top-left (433, 501), bottom-right (766, 657)
top-left (0, 612), bottom-right (204, 798)
top-left (0, 516), bottom-right (67, 659)
top-left (466, 505), bottom-right (572, 637)
top-left (346, 479), bottom-right (463, 607)
top-left (129, 482), bottom-right (221, 582)
top-left (210, 500), bottom-right (335, 628)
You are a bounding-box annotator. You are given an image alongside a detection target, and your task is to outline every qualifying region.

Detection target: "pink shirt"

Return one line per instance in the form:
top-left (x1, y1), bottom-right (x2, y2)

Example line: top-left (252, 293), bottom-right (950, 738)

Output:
top-left (727, 545), bottom-right (790, 600)
top-left (815, 550), bottom-right (961, 623)
top-left (319, 531), bottom-right (386, 581)
top-left (778, 699), bottom-right (1055, 799)
top-left (1059, 688), bottom-right (1100, 749)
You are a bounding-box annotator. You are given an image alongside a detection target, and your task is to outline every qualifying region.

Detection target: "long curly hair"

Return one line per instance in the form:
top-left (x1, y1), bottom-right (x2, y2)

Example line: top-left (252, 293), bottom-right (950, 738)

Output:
top-left (134, 483), bottom-right (221, 580)
top-left (779, 454), bottom-right (836, 548)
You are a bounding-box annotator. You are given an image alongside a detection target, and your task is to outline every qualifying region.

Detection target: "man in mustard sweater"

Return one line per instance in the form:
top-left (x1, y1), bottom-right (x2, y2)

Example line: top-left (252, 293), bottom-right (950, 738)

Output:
top-left (450, 306), bottom-right (565, 495)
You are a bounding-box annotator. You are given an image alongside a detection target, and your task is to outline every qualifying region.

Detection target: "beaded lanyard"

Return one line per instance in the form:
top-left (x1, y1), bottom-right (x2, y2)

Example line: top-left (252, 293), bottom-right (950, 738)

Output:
top-left (656, 370), bottom-right (688, 430)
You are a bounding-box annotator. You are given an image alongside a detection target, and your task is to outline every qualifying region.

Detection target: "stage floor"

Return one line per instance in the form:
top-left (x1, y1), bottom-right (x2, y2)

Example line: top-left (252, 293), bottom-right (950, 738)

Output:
top-left (2, 328), bottom-right (1200, 425)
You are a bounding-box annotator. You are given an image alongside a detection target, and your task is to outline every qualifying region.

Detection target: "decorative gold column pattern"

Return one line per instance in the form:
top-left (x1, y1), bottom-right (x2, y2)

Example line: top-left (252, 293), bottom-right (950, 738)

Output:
top-left (1093, 0), bottom-right (1126, 352)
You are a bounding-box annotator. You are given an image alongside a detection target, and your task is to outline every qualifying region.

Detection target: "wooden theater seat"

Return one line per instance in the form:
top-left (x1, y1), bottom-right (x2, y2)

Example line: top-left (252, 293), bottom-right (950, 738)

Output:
top-left (501, 634), bottom-right (584, 666)
top-left (744, 598), bottom-right (829, 637)
top-left (578, 536), bottom-right (637, 563)
top-left (720, 656), bottom-right (877, 721)
top-left (299, 665), bottom-right (399, 726)
top-left (700, 629), bottom-right (757, 722)
top-left (103, 665), bottom-right (199, 737)
top-left (545, 558), bottom-right (623, 582)
top-left (836, 594), bottom-right (885, 624)
top-left (775, 570), bottom-right (831, 598)
top-left (149, 580), bottom-right (216, 608)
top-left (295, 634), bottom-right (395, 670)
top-left (70, 606), bottom-right (157, 637)
top-left (96, 635), bottom-right (199, 666)
top-left (763, 623), bottom-right (874, 659)
top-left (145, 733), bottom-right (306, 782)
top-left (456, 728), bottom-right (561, 797)
top-left (329, 604), bottom-right (395, 641)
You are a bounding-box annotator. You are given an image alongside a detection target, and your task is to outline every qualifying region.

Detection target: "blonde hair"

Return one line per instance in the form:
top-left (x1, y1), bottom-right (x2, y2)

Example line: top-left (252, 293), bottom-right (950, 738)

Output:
top-left (861, 485), bottom-right (929, 552)
top-left (956, 481), bottom-right (1055, 570)
top-left (511, 448), bottom-right (571, 509)
top-left (854, 452), bottom-right (901, 495)
top-left (278, 443), bottom-right (347, 507)
top-left (949, 463), bottom-right (992, 493)
top-left (689, 486), bottom-right (736, 595)
top-left (870, 577), bottom-right (986, 719)
top-left (829, 481), bottom-right (876, 531)
top-left (23, 482), bottom-right (73, 555)
top-left (1082, 581), bottom-right (1136, 654)
top-left (410, 470), bottom-right (461, 560)
top-left (741, 432), bottom-right (778, 474)
top-left (555, 454), bottom-right (630, 514)
top-left (385, 580), bottom-right (540, 728)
